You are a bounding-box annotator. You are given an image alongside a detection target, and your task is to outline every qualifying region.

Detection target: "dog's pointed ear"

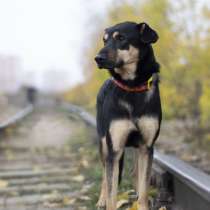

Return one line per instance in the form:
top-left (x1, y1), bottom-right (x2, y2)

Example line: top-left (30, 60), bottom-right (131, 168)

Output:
top-left (137, 22), bottom-right (158, 44)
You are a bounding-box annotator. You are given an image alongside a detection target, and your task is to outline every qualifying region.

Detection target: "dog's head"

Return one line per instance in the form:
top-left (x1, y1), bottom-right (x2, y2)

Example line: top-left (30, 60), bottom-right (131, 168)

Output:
top-left (95, 22), bottom-right (158, 79)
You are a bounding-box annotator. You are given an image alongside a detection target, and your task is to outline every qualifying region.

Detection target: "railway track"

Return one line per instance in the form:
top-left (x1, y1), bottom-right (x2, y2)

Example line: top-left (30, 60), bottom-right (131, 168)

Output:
top-left (61, 101), bottom-right (210, 210)
top-left (0, 105), bottom-right (33, 130)
top-left (0, 100), bottom-right (209, 210)
top-left (0, 104), bottom-right (97, 210)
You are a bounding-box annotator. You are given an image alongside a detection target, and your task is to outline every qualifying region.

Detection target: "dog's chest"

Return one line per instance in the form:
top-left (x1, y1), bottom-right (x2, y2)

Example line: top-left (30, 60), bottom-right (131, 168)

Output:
top-left (114, 98), bottom-right (160, 147)
top-left (117, 91), bottom-right (152, 116)
top-left (118, 99), bottom-right (133, 114)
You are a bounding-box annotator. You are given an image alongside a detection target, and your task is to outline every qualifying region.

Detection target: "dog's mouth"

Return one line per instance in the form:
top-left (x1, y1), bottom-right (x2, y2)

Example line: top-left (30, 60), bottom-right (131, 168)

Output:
top-left (96, 61), bottom-right (115, 70)
top-left (96, 60), bottom-right (124, 70)
top-left (95, 55), bottom-right (138, 70)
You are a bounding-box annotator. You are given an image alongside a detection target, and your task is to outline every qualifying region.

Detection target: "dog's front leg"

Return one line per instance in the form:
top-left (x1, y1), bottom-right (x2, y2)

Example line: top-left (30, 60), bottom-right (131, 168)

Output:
top-left (105, 133), bottom-right (123, 210)
top-left (137, 146), bottom-right (153, 210)
top-left (104, 120), bottom-right (133, 210)
top-left (105, 156), bottom-right (122, 210)
top-left (97, 138), bottom-right (107, 208)
top-left (97, 171), bottom-right (107, 208)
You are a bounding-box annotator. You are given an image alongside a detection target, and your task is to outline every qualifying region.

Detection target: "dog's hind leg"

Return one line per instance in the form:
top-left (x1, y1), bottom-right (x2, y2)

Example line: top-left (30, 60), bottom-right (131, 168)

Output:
top-left (105, 132), bottom-right (123, 210)
top-left (132, 149), bottom-right (140, 193)
top-left (118, 152), bottom-right (124, 185)
top-left (97, 147), bottom-right (124, 209)
top-left (97, 171), bottom-right (107, 208)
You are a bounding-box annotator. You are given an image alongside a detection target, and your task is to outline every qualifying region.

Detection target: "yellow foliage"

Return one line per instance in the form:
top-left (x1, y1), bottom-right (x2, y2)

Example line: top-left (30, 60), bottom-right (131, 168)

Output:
top-left (127, 201), bottom-right (140, 210)
top-left (0, 180), bottom-right (8, 188)
top-left (64, 0), bottom-right (210, 129)
top-left (200, 82), bottom-right (210, 125)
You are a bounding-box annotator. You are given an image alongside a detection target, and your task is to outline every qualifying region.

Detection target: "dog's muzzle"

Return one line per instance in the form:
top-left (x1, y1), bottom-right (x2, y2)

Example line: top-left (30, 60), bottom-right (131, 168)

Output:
top-left (95, 53), bottom-right (117, 70)
top-left (95, 54), bottom-right (107, 68)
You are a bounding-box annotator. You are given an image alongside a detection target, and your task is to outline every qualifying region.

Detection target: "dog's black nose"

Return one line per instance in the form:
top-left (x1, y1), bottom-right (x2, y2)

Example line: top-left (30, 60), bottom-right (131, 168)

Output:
top-left (95, 54), bottom-right (107, 64)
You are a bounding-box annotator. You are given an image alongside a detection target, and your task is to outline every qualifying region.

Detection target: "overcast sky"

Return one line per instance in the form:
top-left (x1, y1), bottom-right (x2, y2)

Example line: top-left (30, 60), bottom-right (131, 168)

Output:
top-left (0, 0), bottom-right (112, 91)
top-left (0, 0), bottom-right (208, 92)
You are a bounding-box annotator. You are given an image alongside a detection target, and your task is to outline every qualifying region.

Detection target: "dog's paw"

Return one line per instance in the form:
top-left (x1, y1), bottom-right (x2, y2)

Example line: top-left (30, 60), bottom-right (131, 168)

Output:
top-left (159, 207), bottom-right (167, 210)
top-left (96, 198), bottom-right (106, 209)
top-left (138, 206), bottom-right (149, 210)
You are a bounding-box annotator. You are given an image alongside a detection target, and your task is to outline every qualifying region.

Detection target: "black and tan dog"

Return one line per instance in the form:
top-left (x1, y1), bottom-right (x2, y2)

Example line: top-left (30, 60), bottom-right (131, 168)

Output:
top-left (95, 21), bottom-right (162, 210)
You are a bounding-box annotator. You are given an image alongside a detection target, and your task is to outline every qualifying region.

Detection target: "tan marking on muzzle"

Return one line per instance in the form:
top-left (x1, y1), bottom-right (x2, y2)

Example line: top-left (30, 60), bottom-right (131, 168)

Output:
top-left (114, 45), bottom-right (139, 80)
top-left (107, 49), bottom-right (116, 61)
top-left (117, 45), bottom-right (139, 63)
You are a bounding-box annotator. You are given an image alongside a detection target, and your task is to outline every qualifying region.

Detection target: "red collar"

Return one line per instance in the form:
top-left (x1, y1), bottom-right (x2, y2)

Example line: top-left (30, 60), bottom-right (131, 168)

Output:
top-left (112, 76), bottom-right (153, 92)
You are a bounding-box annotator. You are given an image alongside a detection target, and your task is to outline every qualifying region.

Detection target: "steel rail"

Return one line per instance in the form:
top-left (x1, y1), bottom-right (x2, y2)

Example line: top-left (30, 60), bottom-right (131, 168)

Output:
top-left (0, 104), bottom-right (34, 130)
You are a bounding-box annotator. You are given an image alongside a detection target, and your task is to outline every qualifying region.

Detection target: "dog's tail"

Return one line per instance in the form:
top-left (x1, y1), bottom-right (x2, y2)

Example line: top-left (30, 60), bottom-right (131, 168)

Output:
top-left (119, 152), bottom-right (124, 185)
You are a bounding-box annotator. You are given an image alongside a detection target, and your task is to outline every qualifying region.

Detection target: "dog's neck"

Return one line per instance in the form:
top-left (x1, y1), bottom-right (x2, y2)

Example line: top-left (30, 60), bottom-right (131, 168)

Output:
top-left (110, 46), bottom-right (160, 87)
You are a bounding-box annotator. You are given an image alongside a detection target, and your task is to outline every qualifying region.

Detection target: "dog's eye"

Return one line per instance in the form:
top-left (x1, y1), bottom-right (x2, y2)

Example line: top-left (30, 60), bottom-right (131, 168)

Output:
top-left (117, 34), bottom-right (125, 41)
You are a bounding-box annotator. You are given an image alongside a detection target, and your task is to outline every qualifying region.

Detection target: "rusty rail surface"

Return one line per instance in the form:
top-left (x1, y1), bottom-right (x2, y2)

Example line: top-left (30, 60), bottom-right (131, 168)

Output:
top-left (61, 101), bottom-right (210, 210)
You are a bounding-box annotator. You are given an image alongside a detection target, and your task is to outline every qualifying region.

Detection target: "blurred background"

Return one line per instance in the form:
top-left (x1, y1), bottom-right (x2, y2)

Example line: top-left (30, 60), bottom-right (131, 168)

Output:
top-left (0, 0), bottom-right (210, 160)
top-left (64, 0), bottom-right (210, 155)
top-left (0, 0), bottom-right (210, 209)
top-left (0, 0), bottom-right (209, 168)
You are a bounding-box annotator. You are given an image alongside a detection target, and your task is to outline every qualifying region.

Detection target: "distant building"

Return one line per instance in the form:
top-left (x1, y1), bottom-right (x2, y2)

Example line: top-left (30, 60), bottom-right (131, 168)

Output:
top-left (0, 54), bottom-right (23, 93)
top-left (41, 69), bottom-right (73, 93)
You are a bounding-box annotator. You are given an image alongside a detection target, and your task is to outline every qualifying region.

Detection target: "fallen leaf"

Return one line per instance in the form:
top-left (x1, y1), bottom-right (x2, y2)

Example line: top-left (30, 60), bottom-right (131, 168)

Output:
top-left (0, 180), bottom-right (8, 188)
top-left (9, 191), bottom-right (19, 196)
top-left (43, 202), bottom-right (60, 208)
top-left (117, 199), bottom-right (129, 209)
top-left (32, 166), bottom-right (42, 172)
top-left (159, 207), bottom-right (167, 210)
top-left (118, 190), bottom-right (136, 200)
top-left (81, 159), bottom-right (89, 168)
top-left (42, 191), bottom-right (62, 202)
top-left (78, 147), bottom-right (85, 153)
top-left (78, 207), bottom-right (87, 210)
top-left (63, 197), bottom-right (76, 205)
top-left (127, 201), bottom-right (140, 210)
top-left (79, 195), bottom-right (91, 201)
top-left (5, 149), bottom-right (15, 160)
top-left (117, 191), bottom-right (129, 200)
top-left (72, 175), bottom-right (85, 182)
top-left (80, 183), bottom-right (93, 193)
top-left (5, 128), bottom-right (13, 135)
top-left (149, 187), bottom-right (158, 198)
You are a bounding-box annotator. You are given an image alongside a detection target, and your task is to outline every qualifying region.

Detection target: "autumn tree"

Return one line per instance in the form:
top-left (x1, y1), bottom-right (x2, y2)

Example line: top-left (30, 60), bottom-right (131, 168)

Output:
top-left (64, 0), bottom-right (210, 143)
